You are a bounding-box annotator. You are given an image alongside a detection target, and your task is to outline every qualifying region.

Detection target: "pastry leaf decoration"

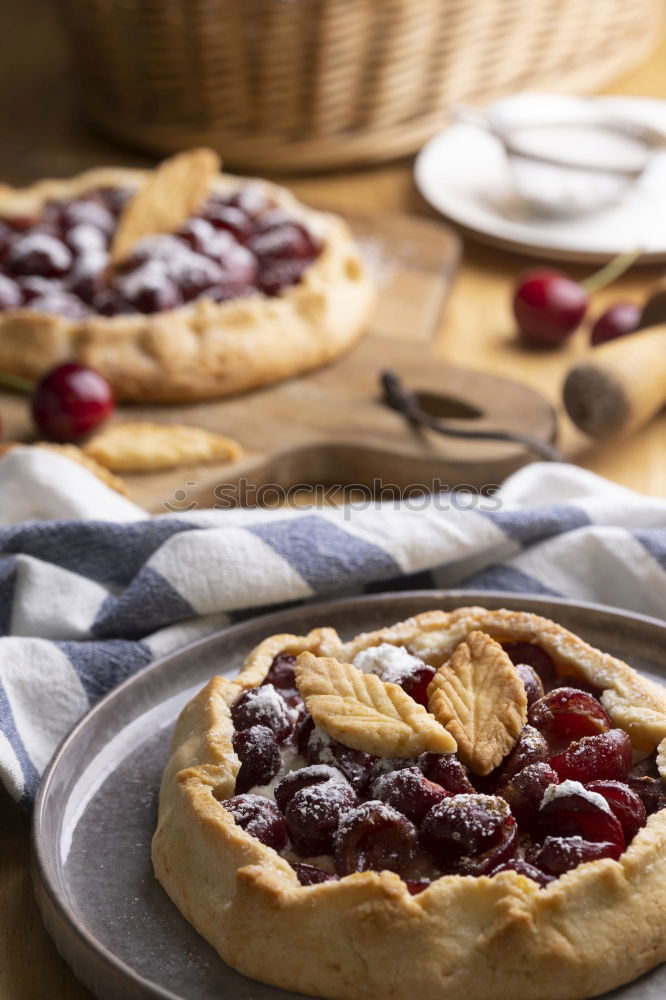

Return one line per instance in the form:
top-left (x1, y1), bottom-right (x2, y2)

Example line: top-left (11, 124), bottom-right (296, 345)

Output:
top-left (428, 630), bottom-right (527, 776)
top-left (111, 147), bottom-right (220, 265)
top-left (295, 652), bottom-right (457, 757)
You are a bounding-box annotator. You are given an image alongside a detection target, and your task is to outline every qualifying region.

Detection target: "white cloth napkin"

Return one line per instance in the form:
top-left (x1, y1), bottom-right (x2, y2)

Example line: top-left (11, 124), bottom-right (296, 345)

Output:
top-left (1, 446), bottom-right (665, 804)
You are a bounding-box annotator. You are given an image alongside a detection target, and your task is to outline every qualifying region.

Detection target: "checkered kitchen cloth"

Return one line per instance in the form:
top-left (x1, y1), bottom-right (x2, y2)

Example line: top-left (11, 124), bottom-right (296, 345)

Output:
top-left (1, 446), bottom-right (665, 805)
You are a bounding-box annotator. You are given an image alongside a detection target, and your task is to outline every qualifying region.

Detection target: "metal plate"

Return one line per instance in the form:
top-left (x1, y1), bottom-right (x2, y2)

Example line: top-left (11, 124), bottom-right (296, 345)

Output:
top-left (32, 590), bottom-right (666, 1000)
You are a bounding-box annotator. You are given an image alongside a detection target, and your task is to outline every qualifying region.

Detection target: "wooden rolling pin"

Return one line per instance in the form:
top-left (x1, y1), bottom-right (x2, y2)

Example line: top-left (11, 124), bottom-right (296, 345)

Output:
top-left (564, 282), bottom-right (666, 438)
top-left (563, 323), bottom-right (666, 438)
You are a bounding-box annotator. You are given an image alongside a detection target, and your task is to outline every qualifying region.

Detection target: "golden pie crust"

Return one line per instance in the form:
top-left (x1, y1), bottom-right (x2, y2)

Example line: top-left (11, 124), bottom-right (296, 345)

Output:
top-left (0, 168), bottom-right (375, 403)
top-left (152, 608), bottom-right (666, 1000)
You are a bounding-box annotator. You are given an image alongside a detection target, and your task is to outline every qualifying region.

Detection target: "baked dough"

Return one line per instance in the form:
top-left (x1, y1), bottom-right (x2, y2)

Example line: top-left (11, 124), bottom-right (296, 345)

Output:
top-left (82, 421), bottom-right (241, 472)
top-left (152, 608), bottom-right (666, 1000)
top-left (0, 168), bottom-right (375, 403)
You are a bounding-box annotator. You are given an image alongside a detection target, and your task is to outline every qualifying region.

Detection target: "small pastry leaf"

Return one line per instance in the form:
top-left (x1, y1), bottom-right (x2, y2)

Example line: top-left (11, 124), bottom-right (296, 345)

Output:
top-left (295, 652), bottom-right (456, 757)
top-left (428, 630), bottom-right (527, 775)
top-left (111, 148), bottom-right (220, 264)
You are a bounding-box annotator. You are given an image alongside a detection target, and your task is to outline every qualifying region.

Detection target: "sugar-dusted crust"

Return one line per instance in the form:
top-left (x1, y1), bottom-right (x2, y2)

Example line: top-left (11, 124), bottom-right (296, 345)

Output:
top-left (152, 608), bottom-right (666, 1000)
top-left (0, 168), bottom-right (375, 403)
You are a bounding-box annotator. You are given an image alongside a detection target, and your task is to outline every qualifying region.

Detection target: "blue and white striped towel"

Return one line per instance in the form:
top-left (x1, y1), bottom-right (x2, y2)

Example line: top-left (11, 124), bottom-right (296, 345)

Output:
top-left (1, 446), bottom-right (665, 805)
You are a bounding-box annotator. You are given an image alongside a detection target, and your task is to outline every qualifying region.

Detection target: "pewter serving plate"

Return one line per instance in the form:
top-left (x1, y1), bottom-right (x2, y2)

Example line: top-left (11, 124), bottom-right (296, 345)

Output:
top-left (33, 591), bottom-right (666, 1000)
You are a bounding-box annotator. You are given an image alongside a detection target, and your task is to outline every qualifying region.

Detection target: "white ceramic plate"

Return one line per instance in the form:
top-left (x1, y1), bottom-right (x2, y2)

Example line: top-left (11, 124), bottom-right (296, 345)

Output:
top-left (414, 94), bottom-right (666, 263)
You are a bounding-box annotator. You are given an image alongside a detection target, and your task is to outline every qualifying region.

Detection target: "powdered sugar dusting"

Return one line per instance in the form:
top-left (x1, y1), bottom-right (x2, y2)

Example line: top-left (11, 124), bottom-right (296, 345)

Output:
top-left (353, 643), bottom-right (424, 684)
top-left (540, 779), bottom-right (612, 814)
top-left (307, 726), bottom-right (337, 765)
top-left (334, 799), bottom-right (405, 840)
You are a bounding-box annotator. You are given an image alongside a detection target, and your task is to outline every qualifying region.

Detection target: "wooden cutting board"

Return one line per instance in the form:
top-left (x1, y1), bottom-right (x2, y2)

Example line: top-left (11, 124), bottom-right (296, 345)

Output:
top-left (0, 212), bottom-right (556, 513)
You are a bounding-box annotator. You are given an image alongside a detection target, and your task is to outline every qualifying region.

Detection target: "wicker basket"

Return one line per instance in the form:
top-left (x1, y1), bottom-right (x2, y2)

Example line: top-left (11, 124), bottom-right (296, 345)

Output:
top-left (56, 0), bottom-right (662, 171)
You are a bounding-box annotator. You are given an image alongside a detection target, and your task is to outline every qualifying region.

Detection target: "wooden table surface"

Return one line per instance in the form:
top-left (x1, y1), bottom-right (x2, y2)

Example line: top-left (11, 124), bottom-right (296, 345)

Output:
top-left (1, 2), bottom-right (665, 997)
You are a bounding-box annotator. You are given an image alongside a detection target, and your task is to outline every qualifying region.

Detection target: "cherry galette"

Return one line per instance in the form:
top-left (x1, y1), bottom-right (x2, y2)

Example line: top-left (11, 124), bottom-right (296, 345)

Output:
top-left (154, 608), bottom-right (666, 1000)
top-left (0, 154), bottom-right (374, 402)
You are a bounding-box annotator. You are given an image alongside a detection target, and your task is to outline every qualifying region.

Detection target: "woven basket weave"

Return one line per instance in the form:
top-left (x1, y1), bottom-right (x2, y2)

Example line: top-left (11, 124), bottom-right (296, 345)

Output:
top-left (56, 0), bottom-right (662, 171)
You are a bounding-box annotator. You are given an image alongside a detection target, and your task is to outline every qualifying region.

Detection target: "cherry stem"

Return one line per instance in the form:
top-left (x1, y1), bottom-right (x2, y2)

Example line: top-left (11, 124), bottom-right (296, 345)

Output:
top-left (0, 372), bottom-right (34, 394)
top-left (581, 247), bottom-right (643, 295)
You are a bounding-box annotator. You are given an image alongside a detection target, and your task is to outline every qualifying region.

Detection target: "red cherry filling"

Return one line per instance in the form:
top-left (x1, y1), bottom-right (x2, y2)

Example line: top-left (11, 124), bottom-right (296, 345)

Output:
top-left (233, 725), bottom-right (280, 794)
top-left (515, 664), bottom-right (544, 706)
top-left (493, 725), bottom-right (549, 786)
top-left (224, 793), bottom-right (287, 851)
top-left (284, 779), bottom-right (357, 856)
top-left (263, 652), bottom-right (297, 690)
top-left (627, 775), bottom-right (666, 815)
top-left (405, 879), bottom-right (431, 895)
top-left (231, 684), bottom-right (292, 743)
top-left (0, 185), bottom-right (320, 317)
top-left (292, 863), bottom-right (338, 886)
top-left (8, 232), bottom-right (72, 278)
top-left (334, 801), bottom-right (418, 876)
top-left (490, 858), bottom-right (555, 887)
top-left (528, 687), bottom-right (611, 744)
top-left (224, 637), bottom-right (664, 889)
top-left (527, 835), bottom-right (622, 875)
top-left (586, 780), bottom-right (647, 842)
top-left (537, 782), bottom-right (625, 850)
top-left (0, 273), bottom-right (22, 308)
top-left (549, 729), bottom-right (632, 783)
top-left (370, 766), bottom-right (448, 825)
top-left (274, 764), bottom-right (349, 812)
top-left (418, 752), bottom-right (475, 794)
top-left (420, 794), bottom-right (517, 875)
top-left (502, 642), bottom-right (556, 687)
top-left (499, 762), bottom-right (559, 828)
top-left (306, 726), bottom-right (375, 794)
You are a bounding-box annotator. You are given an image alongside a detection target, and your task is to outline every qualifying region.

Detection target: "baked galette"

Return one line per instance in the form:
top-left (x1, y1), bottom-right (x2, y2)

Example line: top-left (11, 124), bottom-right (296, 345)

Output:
top-left (0, 150), bottom-right (374, 402)
top-left (153, 608), bottom-right (666, 1000)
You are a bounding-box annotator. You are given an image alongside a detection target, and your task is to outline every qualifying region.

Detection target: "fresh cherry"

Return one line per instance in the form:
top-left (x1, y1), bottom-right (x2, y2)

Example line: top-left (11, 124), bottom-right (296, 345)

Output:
top-left (420, 794), bottom-right (517, 875)
top-left (370, 766), bottom-right (448, 825)
top-left (231, 684), bottom-right (292, 743)
top-left (586, 780), bottom-right (647, 842)
top-left (232, 725), bottom-right (280, 794)
top-left (549, 729), bottom-right (632, 783)
top-left (224, 793), bottom-right (288, 851)
top-left (31, 362), bottom-right (115, 442)
top-left (334, 801), bottom-right (418, 876)
top-left (527, 835), bottom-right (622, 875)
top-left (528, 688), bottom-right (611, 744)
top-left (590, 302), bottom-right (640, 346)
top-left (513, 269), bottom-right (588, 346)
